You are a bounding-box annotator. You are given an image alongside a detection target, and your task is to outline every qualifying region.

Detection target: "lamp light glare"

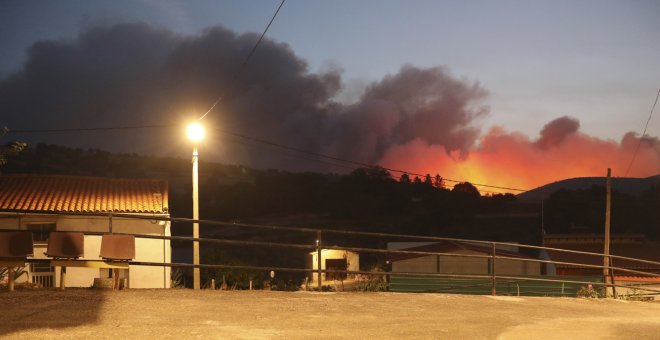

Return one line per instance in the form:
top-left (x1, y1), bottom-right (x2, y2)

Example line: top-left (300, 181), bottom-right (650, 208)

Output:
top-left (186, 123), bottom-right (205, 142)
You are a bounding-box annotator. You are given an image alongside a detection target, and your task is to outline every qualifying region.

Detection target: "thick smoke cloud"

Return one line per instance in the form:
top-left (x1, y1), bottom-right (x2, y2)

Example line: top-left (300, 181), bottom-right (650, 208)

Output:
top-left (1, 23), bottom-right (657, 189)
top-left (322, 65), bottom-right (487, 163)
top-left (0, 23), bottom-right (485, 170)
top-left (535, 116), bottom-right (579, 150)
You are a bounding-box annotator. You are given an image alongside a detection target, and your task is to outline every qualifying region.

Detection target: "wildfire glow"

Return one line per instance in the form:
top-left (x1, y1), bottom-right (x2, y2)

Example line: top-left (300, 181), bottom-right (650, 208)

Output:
top-left (379, 124), bottom-right (660, 194)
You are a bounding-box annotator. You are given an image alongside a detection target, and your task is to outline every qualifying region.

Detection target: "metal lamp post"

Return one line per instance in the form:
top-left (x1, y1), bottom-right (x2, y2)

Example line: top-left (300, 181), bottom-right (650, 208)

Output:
top-left (186, 122), bottom-right (205, 290)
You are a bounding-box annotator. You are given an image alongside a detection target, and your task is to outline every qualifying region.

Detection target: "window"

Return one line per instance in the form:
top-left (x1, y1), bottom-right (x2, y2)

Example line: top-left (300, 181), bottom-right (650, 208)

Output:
top-left (26, 223), bottom-right (56, 243)
top-left (30, 262), bottom-right (53, 273)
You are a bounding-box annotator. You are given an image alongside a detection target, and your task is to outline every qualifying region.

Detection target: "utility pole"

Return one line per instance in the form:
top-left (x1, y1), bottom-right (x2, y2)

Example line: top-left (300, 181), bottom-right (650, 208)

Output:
top-left (192, 145), bottom-right (200, 290)
top-left (603, 168), bottom-right (611, 288)
top-left (186, 122), bottom-right (205, 290)
top-left (541, 199), bottom-right (545, 244)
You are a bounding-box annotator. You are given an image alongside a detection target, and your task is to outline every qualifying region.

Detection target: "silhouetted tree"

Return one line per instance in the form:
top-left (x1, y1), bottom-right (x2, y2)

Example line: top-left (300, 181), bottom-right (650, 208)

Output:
top-left (400, 173), bottom-right (410, 183)
top-left (452, 182), bottom-right (480, 197)
top-left (434, 174), bottom-right (445, 188)
top-left (0, 127), bottom-right (27, 169)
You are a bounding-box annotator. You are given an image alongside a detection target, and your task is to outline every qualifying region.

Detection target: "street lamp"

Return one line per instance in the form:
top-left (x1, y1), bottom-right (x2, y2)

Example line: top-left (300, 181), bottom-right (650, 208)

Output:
top-left (186, 122), bottom-right (205, 290)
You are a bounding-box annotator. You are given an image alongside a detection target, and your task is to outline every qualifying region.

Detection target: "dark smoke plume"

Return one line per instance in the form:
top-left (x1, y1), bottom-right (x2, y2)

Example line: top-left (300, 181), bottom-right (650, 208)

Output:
top-left (535, 116), bottom-right (580, 150)
top-left (0, 23), bottom-right (487, 171)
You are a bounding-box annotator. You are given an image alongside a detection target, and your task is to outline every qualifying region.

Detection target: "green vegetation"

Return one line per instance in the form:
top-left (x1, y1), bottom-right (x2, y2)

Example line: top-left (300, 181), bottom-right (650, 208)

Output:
top-left (0, 266), bottom-right (28, 284)
top-left (200, 249), bottom-right (267, 290)
top-left (0, 126), bottom-right (27, 169)
top-left (170, 268), bottom-right (185, 288)
top-left (355, 269), bottom-right (389, 292)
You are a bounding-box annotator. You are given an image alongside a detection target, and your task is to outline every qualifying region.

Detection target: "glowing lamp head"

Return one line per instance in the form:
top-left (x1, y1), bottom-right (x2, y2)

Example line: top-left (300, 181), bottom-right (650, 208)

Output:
top-left (186, 122), bottom-right (205, 142)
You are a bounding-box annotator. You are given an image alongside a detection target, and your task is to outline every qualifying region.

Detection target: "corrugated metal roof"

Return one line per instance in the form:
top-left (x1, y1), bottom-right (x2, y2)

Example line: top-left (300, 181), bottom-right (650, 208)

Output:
top-left (0, 174), bottom-right (168, 214)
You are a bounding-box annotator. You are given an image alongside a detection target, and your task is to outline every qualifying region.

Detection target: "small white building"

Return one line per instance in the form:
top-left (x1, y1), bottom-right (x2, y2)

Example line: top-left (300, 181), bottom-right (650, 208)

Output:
top-left (0, 174), bottom-right (171, 288)
top-left (308, 248), bottom-right (359, 284)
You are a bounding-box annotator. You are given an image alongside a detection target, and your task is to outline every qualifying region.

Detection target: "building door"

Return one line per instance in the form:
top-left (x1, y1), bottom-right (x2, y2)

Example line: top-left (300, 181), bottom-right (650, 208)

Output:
top-left (325, 259), bottom-right (348, 281)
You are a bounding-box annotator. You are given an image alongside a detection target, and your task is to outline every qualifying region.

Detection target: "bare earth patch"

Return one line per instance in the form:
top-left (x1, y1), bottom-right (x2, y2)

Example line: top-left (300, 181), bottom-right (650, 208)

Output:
top-left (1, 289), bottom-right (659, 339)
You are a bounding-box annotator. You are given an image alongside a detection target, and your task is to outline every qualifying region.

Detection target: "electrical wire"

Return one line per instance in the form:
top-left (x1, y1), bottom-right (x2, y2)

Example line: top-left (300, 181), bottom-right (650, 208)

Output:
top-left (198, 0), bottom-right (286, 121)
top-left (218, 129), bottom-right (529, 192)
top-left (6, 123), bottom-right (529, 192)
top-left (9, 124), bottom-right (176, 133)
top-left (14, 121), bottom-right (653, 198)
top-left (623, 88), bottom-right (660, 177)
top-left (220, 134), bottom-right (510, 194)
top-left (219, 134), bottom-right (360, 172)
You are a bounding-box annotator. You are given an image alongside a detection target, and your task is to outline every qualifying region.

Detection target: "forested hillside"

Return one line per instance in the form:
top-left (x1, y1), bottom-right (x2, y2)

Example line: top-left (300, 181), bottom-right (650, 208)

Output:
top-left (2, 143), bottom-right (658, 243)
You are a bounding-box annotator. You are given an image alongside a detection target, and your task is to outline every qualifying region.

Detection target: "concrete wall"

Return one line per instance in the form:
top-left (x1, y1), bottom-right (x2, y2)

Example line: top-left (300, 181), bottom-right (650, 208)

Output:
top-left (439, 250), bottom-right (490, 274)
top-left (495, 257), bottom-right (540, 275)
top-left (0, 213), bottom-right (171, 288)
top-left (392, 256), bottom-right (438, 273)
top-left (309, 249), bottom-right (359, 284)
top-left (392, 250), bottom-right (540, 275)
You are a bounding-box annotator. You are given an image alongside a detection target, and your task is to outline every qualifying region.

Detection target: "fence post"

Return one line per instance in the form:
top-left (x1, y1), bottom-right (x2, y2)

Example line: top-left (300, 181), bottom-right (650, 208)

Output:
top-left (60, 266), bottom-right (66, 291)
top-left (8, 267), bottom-right (14, 292)
top-left (491, 243), bottom-right (496, 296)
top-left (609, 255), bottom-right (617, 299)
top-left (316, 230), bottom-right (322, 290)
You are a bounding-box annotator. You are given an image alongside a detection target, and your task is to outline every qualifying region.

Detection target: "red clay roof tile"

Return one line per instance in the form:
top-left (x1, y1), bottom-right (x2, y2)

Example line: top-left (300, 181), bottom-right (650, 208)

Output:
top-left (0, 174), bottom-right (168, 214)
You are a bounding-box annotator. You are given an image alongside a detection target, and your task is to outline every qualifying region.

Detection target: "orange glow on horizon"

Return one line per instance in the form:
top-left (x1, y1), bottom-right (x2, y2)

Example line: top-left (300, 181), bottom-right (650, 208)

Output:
top-left (379, 127), bottom-right (660, 194)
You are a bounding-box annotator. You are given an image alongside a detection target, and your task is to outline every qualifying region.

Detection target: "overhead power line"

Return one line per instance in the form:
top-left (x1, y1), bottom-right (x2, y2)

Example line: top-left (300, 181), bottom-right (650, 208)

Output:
top-left (221, 134), bottom-right (360, 172)
top-left (199, 0), bottom-right (286, 121)
top-left (623, 88), bottom-right (660, 177)
top-left (7, 123), bottom-right (528, 192)
top-left (9, 124), bottom-right (176, 133)
top-left (220, 134), bottom-right (510, 194)
top-left (218, 129), bottom-right (528, 192)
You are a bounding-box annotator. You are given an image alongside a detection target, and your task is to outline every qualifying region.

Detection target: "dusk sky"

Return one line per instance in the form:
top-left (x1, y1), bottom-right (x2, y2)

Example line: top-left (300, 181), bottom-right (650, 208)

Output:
top-left (1, 0), bottom-right (659, 190)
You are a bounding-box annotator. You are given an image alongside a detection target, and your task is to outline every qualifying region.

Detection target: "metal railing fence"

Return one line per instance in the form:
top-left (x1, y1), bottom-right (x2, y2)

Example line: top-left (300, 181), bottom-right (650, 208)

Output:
top-left (2, 211), bottom-right (660, 297)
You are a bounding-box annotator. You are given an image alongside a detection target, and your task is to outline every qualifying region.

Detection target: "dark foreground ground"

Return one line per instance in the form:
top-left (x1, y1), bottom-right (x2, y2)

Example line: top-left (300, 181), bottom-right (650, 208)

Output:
top-left (1, 289), bottom-right (659, 339)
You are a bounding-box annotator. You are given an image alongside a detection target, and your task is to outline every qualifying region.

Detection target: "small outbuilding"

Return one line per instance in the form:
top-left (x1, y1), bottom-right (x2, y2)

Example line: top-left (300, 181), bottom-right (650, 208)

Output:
top-left (308, 248), bottom-right (359, 284)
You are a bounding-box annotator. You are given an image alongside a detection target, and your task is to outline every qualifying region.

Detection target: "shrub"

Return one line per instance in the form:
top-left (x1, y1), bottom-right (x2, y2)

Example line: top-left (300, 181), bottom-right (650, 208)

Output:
top-left (576, 284), bottom-right (602, 298)
top-left (355, 269), bottom-right (388, 292)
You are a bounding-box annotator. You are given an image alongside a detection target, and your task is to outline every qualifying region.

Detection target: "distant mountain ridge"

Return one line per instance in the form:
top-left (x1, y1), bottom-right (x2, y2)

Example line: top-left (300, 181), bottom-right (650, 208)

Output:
top-left (517, 175), bottom-right (660, 202)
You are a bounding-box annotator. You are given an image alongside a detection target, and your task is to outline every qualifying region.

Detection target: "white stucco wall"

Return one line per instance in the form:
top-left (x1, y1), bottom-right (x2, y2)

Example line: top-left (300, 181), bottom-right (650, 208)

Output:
top-left (309, 249), bottom-right (359, 284)
top-left (0, 213), bottom-right (171, 288)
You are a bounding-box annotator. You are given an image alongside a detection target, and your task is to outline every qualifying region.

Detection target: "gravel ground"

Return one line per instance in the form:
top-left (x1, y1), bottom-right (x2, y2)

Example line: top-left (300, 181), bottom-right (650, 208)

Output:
top-left (1, 289), bottom-right (659, 339)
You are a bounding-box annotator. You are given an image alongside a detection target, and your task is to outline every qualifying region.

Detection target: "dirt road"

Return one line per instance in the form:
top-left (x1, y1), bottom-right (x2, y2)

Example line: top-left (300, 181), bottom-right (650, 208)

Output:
top-left (1, 289), bottom-right (659, 339)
